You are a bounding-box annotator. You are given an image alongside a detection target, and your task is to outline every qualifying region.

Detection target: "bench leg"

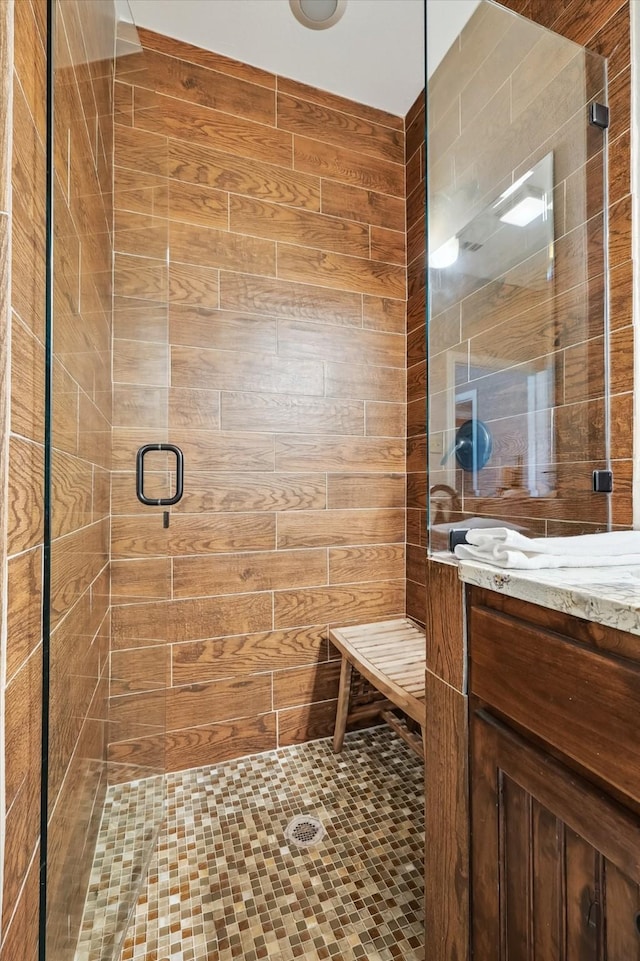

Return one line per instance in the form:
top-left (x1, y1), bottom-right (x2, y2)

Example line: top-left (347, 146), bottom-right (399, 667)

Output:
top-left (332, 656), bottom-right (353, 753)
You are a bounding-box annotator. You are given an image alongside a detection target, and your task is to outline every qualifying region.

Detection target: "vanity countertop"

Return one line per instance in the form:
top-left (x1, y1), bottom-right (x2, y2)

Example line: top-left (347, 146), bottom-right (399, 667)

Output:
top-left (455, 559), bottom-right (640, 637)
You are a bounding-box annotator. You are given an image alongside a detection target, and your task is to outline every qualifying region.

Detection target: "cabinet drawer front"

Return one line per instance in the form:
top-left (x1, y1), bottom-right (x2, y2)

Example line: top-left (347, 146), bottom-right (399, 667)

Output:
top-left (470, 606), bottom-right (640, 805)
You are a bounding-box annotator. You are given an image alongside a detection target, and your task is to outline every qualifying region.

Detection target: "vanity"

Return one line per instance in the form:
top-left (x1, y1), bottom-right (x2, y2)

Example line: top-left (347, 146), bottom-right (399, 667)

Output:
top-left (425, 561), bottom-right (640, 961)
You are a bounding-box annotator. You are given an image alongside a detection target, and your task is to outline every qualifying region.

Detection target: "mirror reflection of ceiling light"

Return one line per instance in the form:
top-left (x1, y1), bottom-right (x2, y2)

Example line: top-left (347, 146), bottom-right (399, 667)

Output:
top-left (498, 187), bottom-right (547, 227)
top-left (493, 169), bottom-right (534, 206)
top-left (429, 235), bottom-right (459, 269)
top-left (289, 0), bottom-right (347, 29)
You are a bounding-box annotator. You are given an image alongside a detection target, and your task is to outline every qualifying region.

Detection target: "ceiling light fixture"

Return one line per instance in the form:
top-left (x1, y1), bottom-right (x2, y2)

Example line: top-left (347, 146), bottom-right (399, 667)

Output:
top-left (289, 0), bottom-right (347, 30)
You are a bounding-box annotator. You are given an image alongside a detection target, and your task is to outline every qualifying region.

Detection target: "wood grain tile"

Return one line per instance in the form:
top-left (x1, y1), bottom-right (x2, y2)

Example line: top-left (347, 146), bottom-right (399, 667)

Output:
top-left (168, 138), bottom-right (320, 211)
top-left (273, 661), bottom-right (341, 710)
top-left (137, 26), bottom-right (276, 89)
top-left (111, 512), bottom-right (276, 558)
top-left (278, 76), bottom-right (403, 132)
top-left (113, 300), bottom-right (168, 343)
top-left (169, 387), bottom-right (220, 430)
top-left (112, 590), bottom-right (273, 646)
top-left (326, 473), bottom-right (405, 509)
top-left (114, 209), bottom-right (168, 260)
top-left (115, 123), bottom-right (168, 177)
top-left (172, 627), bottom-right (327, 684)
top-left (111, 558), bottom-right (172, 599)
top-left (275, 435), bottom-right (405, 472)
top-left (362, 295), bottom-right (405, 334)
top-left (329, 544), bottom-right (405, 584)
top-left (293, 135), bottom-right (404, 196)
top-left (111, 427), bottom-right (275, 472)
top-left (278, 318), bottom-right (405, 368)
top-left (168, 262), bottom-right (219, 307)
top-left (273, 580), bottom-right (404, 630)
top-left (321, 179), bottom-right (405, 231)
top-left (168, 303), bottom-right (276, 354)
top-left (229, 194), bottom-right (369, 257)
top-left (114, 252), bottom-right (167, 301)
top-left (370, 226), bottom-right (406, 265)
top-left (277, 93), bottom-right (403, 165)
top-left (6, 547), bottom-right (42, 683)
top-left (171, 344), bottom-right (323, 395)
top-left (168, 179), bottom-right (229, 229)
top-left (277, 699), bottom-right (338, 747)
top-left (112, 385), bottom-right (168, 429)
top-left (156, 472), bottom-right (326, 514)
top-left (220, 390), bottom-right (364, 435)
top-left (137, 92), bottom-right (293, 166)
top-left (50, 521), bottom-right (109, 625)
top-left (277, 243), bottom-right (405, 299)
top-left (7, 437), bottom-right (44, 555)
top-left (132, 47), bottom-right (276, 125)
top-left (173, 549), bottom-right (327, 598)
top-left (169, 220), bottom-right (275, 275)
top-left (51, 449), bottom-right (94, 537)
top-left (277, 509), bottom-right (404, 549)
top-left (164, 593), bottom-right (273, 643)
top-left (10, 315), bottom-right (45, 442)
top-left (325, 361), bottom-right (405, 402)
top-left (113, 338), bottom-right (168, 386)
top-left (365, 401), bottom-right (406, 437)
top-left (219, 271), bottom-right (362, 327)
top-left (114, 80), bottom-right (133, 126)
top-left (163, 713), bottom-right (277, 771)
top-left (167, 675), bottom-right (272, 731)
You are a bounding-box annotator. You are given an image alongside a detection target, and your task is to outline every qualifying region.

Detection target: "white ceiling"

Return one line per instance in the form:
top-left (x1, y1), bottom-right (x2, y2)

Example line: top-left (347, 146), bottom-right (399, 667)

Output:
top-left (427, 0), bottom-right (481, 75)
top-left (116, 0), bottom-right (483, 117)
top-left (116, 0), bottom-right (425, 116)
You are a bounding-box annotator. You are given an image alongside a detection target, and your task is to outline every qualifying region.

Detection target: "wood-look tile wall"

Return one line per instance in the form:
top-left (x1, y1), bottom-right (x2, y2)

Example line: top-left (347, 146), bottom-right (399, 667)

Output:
top-left (0, 1), bottom-right (116, 958)
top-left (109, 28), bottom-right (408, 775)
top-left (427, 0), bottom-right (632, 543)
top-left (2, 2), bottom-right (45, 956)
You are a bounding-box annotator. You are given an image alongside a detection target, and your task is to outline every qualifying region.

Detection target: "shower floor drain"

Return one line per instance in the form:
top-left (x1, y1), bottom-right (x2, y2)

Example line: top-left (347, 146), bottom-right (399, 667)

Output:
top-left (284, 815), bottom-right (325, 848)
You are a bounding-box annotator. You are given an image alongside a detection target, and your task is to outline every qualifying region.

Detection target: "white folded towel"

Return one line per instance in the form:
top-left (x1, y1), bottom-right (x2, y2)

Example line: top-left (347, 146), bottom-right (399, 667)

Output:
top-left (454, 527), bottom-right (640, 569)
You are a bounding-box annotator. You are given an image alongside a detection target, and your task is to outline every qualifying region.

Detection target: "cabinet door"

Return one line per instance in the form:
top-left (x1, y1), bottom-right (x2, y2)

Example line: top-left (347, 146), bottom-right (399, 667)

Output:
top-left (471, 710), bottom-right (640, 961)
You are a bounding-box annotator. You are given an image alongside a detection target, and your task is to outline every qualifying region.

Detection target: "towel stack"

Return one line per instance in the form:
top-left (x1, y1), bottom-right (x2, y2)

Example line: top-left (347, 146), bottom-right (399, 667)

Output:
top-left (453, 528), bottom-right (640, 570)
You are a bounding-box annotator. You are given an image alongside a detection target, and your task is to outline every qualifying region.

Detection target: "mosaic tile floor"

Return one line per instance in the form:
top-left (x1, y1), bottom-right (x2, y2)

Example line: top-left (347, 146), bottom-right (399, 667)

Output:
top-left (75, 775), bottom-right (165, 961)
top-left (80, 728), bottom-right (424, 961)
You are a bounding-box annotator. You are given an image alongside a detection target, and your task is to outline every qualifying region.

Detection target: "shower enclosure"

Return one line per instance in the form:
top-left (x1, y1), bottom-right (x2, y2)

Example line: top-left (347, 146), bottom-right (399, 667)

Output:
top-left (425, 0), bottom-right (610, 552)
top-left (44, 6), bottom-right (167, 959)
top-left (41, 1), bottom-right (421, 957)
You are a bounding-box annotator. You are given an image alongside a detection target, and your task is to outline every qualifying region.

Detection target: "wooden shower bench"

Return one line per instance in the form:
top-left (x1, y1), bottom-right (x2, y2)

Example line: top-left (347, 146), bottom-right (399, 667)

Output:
top-left (329, 618), bottom-right (426, 759)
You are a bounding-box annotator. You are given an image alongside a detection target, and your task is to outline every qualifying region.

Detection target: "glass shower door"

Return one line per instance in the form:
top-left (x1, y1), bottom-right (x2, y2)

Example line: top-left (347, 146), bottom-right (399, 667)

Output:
top-left (44, 4), bottom-right (168, 959)
top-left (425, 0), bottom-right (609, 551)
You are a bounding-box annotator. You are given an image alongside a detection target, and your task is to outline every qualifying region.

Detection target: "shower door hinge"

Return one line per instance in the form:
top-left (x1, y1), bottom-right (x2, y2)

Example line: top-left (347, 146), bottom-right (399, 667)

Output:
top-left (448, 529), bottom-right (469, 551)
top-left (589, 102), bottom-right (609, 130)
top-left (592, 469), bottom-right (613, 493)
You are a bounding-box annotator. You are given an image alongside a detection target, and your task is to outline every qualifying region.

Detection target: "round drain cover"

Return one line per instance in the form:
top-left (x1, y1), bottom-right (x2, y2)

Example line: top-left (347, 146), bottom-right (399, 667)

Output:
top-left (284, 815), bottom-right (325, 848)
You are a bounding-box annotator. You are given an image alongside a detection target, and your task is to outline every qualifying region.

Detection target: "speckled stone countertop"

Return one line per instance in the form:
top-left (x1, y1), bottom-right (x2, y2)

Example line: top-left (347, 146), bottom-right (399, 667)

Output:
top-left (456, 559), bottom-right (640, 637)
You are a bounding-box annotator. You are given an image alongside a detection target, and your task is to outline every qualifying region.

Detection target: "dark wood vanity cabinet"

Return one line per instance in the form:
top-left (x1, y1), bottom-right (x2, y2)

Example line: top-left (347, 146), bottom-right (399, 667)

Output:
top-left (468, 587), bottom-right (640, 961)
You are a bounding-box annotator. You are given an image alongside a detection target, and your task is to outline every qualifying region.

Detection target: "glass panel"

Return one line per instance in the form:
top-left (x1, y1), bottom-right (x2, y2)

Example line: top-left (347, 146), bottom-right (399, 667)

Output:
top-left (426, 0), bottom-right (609, 552)
top-left (45, 4), bottom-right (167, 959)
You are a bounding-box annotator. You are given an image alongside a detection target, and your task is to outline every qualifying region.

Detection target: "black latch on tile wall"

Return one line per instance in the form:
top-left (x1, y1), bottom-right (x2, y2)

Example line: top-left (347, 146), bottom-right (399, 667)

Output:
top-left (592, 470), bottom-right (613, 493)
top-left (589, 102), bottom-right (609, 130)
